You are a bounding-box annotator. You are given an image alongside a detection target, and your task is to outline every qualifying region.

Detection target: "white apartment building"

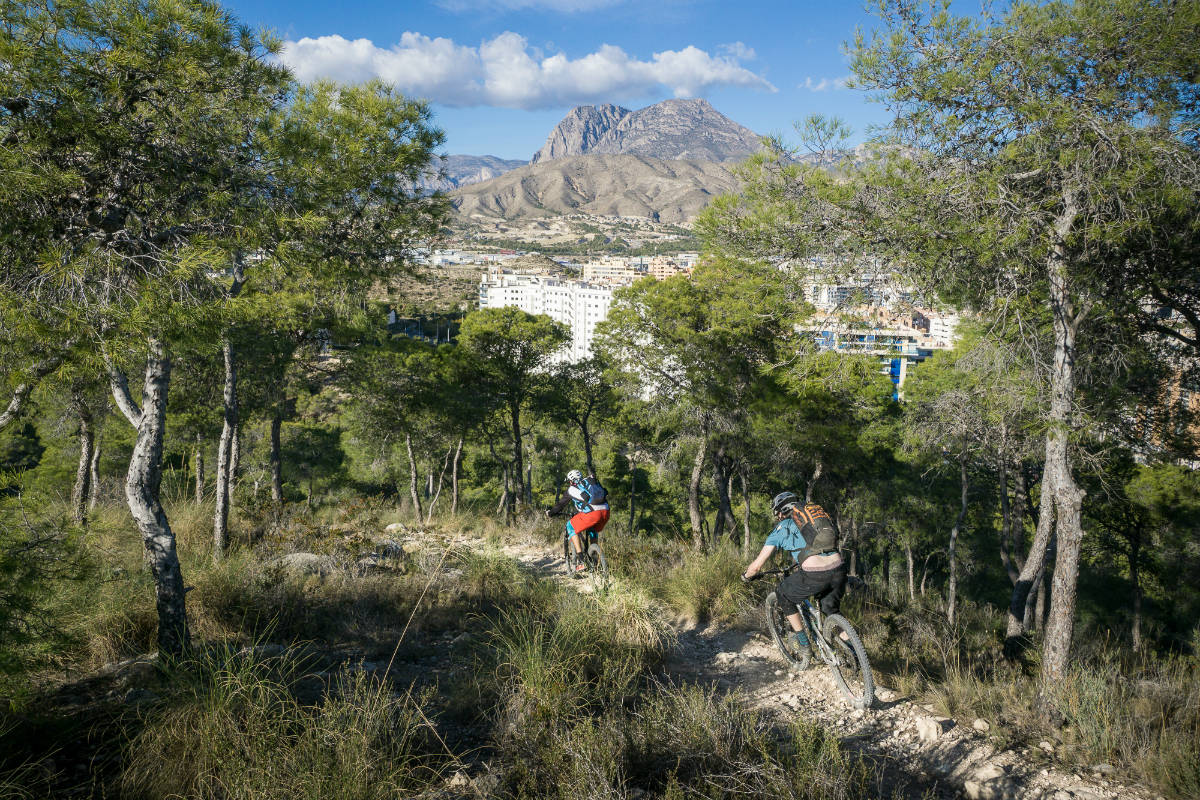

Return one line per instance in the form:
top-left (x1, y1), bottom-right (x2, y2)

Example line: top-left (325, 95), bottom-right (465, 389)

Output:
top-left (478, 271), bottom-right (623, 362)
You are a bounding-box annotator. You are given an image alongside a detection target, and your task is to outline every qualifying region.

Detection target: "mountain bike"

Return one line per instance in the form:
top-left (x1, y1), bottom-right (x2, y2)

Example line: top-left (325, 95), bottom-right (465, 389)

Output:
top-left (563, 527), bottom-right (607, 583)
top-left (749, 565), bottom-right (874, 709)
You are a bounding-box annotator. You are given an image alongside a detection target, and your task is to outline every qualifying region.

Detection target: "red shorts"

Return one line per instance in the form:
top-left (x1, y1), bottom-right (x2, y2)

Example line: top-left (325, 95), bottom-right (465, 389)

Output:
top-left (569, 508), bottom-right (609, 536)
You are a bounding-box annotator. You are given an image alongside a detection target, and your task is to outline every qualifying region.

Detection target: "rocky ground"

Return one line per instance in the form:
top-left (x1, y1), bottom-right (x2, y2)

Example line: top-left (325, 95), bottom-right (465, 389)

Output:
top-left (498, 534), bottom-right (1156, 800)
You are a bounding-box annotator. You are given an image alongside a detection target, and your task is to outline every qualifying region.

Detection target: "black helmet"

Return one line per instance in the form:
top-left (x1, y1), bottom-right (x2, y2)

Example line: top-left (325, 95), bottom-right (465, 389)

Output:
top-left (771, 491), bottom-right (799, 515)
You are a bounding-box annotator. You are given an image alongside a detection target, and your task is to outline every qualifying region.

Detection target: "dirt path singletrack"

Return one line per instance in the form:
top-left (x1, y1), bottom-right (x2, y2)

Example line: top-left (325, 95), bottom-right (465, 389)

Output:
top-left (498, 534), bottom-right (1151, 800)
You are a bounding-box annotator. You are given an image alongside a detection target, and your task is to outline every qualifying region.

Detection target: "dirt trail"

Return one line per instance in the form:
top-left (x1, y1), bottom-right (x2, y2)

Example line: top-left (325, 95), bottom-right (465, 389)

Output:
top-left (500, 536), bottom-right (1152, 800)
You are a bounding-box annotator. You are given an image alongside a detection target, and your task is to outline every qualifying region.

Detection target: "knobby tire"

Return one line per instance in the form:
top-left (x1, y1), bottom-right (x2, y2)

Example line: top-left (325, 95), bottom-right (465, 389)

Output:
top-left (822, 614), bottom-right (874, 709)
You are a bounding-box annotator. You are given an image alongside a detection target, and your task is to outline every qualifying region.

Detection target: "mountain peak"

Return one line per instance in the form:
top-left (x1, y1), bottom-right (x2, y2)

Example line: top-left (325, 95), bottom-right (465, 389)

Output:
top-left (530, 98), bottom-right (761, 164)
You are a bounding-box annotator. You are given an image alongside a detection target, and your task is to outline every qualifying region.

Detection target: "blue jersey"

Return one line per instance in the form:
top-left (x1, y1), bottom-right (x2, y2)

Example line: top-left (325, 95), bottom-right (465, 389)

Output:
top-left (765, 517), bottom-right (809, 564)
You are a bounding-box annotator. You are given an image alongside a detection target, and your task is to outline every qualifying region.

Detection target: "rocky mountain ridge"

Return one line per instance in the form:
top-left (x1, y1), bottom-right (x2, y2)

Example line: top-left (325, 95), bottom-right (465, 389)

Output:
top-left (531, 98), bottom-right (763, 164)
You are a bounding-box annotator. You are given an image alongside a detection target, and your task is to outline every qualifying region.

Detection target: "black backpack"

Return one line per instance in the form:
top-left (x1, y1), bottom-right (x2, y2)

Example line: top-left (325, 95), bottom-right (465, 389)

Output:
top-left (584, 476), bottom-right (607, 504)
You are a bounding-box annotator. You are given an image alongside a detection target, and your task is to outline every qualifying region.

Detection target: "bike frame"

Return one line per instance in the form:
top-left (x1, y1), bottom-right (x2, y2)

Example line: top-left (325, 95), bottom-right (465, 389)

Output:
top-left (756, 565), bottom-right (840, 666)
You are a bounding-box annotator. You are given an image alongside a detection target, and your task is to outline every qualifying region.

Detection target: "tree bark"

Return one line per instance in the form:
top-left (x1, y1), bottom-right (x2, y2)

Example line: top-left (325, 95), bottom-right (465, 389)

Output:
top-left (89, 439), bottom-right (101, 511)
top-left (1006, 465), bottom-right (1056, 656)
top-left (193, 435), bottom-right (205, 504)
top-left (406, 433), bottom-right (423, 521)
top-left (906, 544), bottom-right (915, 602)
top-left (628, 451), bottom-right (637, 535)
top-left (739, 464), bottom-right (752, 557)
top-left (999, 458), bottom-right (1021, 585)
top-left (712, 444), bottom-right (736, 546)
top-left (582, 419), bottom-right (595, 477)
top-left (1040, 205), bottom-right (1089, 692)
top-left (269, 412), bottom-right (283, 504)
top-left (1130, 526), bottom-right (1144, 652)
top-left (688, 430), bottom-right (708, 551)
top-left (426, 445), bottom-right (453, 523)
top-left (508, 404), bottom-right (526, 512)
top-left (497, 464), bottom-right (510, 517)
top-left (213, 336), bottom-right (238, 561)
top-left (120, 339), bottom-right (190, 658)
top-left (450, 437), bottom-right (462, 515)
top-left (229, 422), bottom-right (240, 483)
top-left (71, 398), bottom-right (94, 526)
top-left (947, 456), bottom-right (969, 625)
top-left (805, 459), bottom-right (823, 504)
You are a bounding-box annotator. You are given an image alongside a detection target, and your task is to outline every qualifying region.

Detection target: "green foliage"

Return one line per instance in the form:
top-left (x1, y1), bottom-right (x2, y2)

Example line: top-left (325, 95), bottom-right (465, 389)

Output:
top-left (120, 652), bottom-right (443, 800)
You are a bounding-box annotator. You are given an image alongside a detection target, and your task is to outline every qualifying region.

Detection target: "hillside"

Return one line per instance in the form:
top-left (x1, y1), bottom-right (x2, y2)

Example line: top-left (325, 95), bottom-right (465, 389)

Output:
top-left (450, 153), bottom-right (741, 223)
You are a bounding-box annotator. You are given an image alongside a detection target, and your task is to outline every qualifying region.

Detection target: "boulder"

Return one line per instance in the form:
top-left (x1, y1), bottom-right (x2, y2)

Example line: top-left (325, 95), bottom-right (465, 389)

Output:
top-left (916, 716), bottom-right (954, 742)
top-left (269, 552), bottom-right (334, 577)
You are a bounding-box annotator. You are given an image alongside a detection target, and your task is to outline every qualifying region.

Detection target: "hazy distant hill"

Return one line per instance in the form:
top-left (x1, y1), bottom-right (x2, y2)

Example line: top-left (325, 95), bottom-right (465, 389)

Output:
top-left (425, 154), bottom-right (527, 192)
top-left (530, 98), bottom-right (763, 164)
top-left (450, 154), bottom-right (741, 223)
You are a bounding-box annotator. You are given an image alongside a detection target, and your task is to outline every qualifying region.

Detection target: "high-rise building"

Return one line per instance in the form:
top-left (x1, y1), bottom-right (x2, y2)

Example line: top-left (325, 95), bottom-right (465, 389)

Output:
top-left (478, 271), bottom-right (621, 362)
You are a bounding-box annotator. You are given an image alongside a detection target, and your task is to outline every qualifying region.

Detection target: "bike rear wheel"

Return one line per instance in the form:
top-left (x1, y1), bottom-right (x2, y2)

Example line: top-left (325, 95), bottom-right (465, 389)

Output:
top-left (822, 614), bottom-right (874, 709)
top-left (765, 592), bottom-right (812, 671)
top-left (586, 543), bottom-right (608, 581)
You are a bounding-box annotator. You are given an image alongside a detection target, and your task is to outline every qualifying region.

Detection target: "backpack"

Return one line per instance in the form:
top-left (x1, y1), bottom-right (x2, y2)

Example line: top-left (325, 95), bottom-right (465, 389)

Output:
top-left (789, 503), bottom-right (838, 561)
top-left (584, 476), bottom-right (607, 505)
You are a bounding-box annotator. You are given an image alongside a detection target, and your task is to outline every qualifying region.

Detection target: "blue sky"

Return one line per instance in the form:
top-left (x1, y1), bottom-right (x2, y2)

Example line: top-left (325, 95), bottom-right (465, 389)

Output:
top-left (222, 0), bottom-right (899, 160)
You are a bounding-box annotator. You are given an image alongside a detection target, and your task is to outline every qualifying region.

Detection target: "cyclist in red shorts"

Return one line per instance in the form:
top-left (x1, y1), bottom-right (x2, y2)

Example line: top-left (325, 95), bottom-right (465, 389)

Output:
top-left (545, 469), bottom-right (610, 572)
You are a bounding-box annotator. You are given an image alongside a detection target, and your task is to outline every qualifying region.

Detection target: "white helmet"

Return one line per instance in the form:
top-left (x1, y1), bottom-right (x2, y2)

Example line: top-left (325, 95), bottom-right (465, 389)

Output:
top-left (566, 469), bottom-right (583, 483)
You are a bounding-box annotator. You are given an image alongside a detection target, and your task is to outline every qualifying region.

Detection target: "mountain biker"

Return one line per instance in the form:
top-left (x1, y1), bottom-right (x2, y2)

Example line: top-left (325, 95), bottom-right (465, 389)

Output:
top-left (742, 491), bottom-right (846, 648)
top-left (546, 469), bottom-right (610, 573)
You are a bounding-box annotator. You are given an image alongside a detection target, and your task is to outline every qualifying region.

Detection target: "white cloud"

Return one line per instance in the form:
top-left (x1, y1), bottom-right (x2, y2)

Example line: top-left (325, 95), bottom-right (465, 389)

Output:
top-left (801, 75), bottom-right (850, 92)
top-left (280, 32), bottom-right (776, 109)
top-left (718, 42), bottom-right (757, 61)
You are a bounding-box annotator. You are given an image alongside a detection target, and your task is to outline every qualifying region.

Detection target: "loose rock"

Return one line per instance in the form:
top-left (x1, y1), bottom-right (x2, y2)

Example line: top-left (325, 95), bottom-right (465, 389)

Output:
top-left (972, 717), bottom-right (991, 732)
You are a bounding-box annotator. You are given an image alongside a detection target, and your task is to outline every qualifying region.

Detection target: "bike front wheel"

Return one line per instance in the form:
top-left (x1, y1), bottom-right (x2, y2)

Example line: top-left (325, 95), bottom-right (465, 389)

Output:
top-left (563, 538), bottom-right (580, 577)
top-left (822, 614), bottom-right (874, 709)
top-left (765, 592), bottom-right (812, 671)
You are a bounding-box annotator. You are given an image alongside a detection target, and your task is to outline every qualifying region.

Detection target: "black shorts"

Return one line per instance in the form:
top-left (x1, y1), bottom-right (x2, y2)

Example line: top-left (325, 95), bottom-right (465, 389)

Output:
top-left (776, 565), bottom-right (847, 617)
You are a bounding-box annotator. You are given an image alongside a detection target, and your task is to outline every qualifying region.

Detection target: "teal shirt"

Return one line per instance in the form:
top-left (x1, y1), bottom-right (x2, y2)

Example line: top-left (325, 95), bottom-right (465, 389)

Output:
top-left (765, 517), bottom-right (808, 563)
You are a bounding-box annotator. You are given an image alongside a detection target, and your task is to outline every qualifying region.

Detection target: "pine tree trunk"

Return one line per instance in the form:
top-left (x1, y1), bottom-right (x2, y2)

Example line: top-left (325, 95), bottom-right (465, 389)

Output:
top-left (1005, 464), bottom-right (1057, 656)
top-left (214, 337), bottom-right (238, 561)
top-left (270, 413), bottom-right (283, 504)
top-left (739, 464), bottom-right (751, 557)
top-left (71, 399), bottom-right (94, 526)
top-left (999, 458), bottom-right (1020, 585)
top-left (406, 433), bottom-right (423, 521)
top-left (89, 440), bottom-right (101, 511)
top-left (229, 422), bottom-right (240, 484)
top-left (1130, 528), bottom-right (1143, 652)
top-left (628, 451), bottom-right (637, 535)
top-left (509, 404), bottom-right (526, 512)
top-left (498, 465), bottom-right (510, 517)
top-left (906, 545), bottom-right (915, 602)
top-left (1013, 467), bottom-right (1028, 570)
top-left (947, 456), bottom-right (969, 626)
top-left (805, 460), bottom-right (822, 504)
top-left (194, 434), bottom-right (205, 504)
top-left (426, 445), bottom-right (453, 523)
top-left (1039, 209), bottom-right (1088, 694)
top-left (582, 421), bottom-right (595, 477)
top-left (451, 437), bottom-right (462, 515)
top-left (123, 339), bottom-right (190, 658)
top-left (688, 431), bottom-right (707, 552)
